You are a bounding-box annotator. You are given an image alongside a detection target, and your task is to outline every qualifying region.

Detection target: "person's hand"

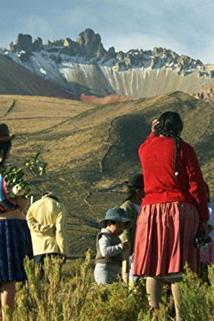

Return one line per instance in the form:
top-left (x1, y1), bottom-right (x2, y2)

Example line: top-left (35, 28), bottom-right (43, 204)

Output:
top-left (122, 240), bottom-right (129, 250)
top-left (151, 119), bottom-right (159, 133)
top-left (59, 254), bottom-right (67, 264)
top-left (40, 224), bottom-right (56, 235)
top-left (16, 196), bottom-right (30, 213)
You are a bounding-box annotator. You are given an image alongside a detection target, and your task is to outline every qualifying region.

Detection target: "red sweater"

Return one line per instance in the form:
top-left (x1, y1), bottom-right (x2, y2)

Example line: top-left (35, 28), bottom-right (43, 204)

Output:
top-left (138, 133), bottom-right (208, 221)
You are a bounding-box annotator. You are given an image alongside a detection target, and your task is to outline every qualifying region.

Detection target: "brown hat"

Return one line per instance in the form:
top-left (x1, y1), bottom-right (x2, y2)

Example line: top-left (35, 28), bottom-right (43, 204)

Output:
top-left (0, 124), bottom-right (15, 143)
top-left (42, 191), bottom-right (59, 202)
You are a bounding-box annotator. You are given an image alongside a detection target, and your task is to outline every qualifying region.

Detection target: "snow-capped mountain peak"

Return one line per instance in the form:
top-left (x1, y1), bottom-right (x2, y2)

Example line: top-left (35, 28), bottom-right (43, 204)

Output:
top-left (2, 29), bottom-right (214, 98)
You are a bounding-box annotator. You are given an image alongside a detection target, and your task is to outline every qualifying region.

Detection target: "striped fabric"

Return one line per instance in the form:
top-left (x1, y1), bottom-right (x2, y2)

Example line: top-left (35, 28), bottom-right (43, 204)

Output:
top-left (133, 202), bottom-right (200, 277)
top-left (0, 219), bottom-right (33, 282)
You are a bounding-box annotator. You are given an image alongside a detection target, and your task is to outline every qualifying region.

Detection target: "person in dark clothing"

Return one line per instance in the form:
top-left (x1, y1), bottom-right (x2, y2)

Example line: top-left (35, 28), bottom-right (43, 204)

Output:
top-left (120, 174), bottom-right (144, 284)
top-left (0, 124), bottom-right (32, 321)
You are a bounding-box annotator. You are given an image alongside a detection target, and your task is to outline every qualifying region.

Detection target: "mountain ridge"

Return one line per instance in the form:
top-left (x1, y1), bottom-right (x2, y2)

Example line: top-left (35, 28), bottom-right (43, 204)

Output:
top-left (5, 29), bottom-right (214, 73)
top-left (1, 28), bottom-right (214, 99)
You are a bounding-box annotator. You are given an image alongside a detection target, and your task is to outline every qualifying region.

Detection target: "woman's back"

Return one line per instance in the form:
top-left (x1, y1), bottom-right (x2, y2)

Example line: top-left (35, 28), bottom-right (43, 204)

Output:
top-left (139, 133), bottom-right (208, 221)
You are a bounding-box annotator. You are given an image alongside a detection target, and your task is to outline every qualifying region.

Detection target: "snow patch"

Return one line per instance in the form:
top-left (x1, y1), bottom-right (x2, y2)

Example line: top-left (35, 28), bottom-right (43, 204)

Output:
top-left (40, 68), bottom-right (47, 75)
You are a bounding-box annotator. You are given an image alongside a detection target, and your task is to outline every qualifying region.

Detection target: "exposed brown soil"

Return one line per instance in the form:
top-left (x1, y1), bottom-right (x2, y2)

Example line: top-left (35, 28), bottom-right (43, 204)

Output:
top-left (80, 93), bottom-right (132, 104)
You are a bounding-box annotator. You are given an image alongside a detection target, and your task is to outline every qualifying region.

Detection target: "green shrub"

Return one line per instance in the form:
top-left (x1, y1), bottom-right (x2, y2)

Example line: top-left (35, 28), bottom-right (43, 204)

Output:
top-left (180, 265), bottom-right (212, 321)
top-left (10, 253), bottom-right (214, 321)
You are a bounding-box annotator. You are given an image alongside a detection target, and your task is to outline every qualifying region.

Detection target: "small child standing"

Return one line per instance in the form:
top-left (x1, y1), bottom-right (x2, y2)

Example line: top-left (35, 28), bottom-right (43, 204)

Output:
top-left (94, 208), bottom-right (130, 285)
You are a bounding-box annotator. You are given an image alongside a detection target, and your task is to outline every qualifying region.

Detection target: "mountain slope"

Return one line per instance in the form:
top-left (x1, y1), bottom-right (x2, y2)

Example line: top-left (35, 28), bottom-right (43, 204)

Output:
top-left (0, 54), bottom-right (74, 98)
top-left (0, 92), bottom-right (213, 256)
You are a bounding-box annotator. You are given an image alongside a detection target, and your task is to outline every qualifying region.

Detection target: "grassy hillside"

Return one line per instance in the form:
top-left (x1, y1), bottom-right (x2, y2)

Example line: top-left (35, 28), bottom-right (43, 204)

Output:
top-left (0, 92), bottom-right (213, 256)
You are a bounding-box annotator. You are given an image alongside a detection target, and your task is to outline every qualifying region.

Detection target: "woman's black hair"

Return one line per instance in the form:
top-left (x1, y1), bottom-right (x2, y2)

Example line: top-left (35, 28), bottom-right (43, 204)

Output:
top-left (105, 220), bottom-right (128, 228)
top-left (0, 141), bottom-right (11, 167)
top-left (105, 220), bottom-right (116, 227)
top-left (154, 111), bottom-right (183, 177)
top-left (154, 111), bottom-right (183, 137)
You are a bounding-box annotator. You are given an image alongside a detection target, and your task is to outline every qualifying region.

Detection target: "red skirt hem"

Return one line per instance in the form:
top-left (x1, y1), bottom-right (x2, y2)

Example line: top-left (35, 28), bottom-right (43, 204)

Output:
top-left (133, 202), bottom-right (199, 277)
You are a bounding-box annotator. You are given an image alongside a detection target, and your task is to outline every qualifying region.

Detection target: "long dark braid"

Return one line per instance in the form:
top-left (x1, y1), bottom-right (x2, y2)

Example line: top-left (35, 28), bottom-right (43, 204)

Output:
top-left (0, 141), bottom-right (11, 167)
top-left (154, 111), bottom-right (183, 177)
top-left (0, 124), bottom-right (12, 167)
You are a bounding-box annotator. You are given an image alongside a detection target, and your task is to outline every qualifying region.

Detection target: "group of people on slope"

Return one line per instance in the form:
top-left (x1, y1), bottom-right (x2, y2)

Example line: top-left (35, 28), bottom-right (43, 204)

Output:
top-left (0, 123), bottom-right (67, 321)
top-left (94, 111), bottom-right (213, 321)
top-left (0, 109), bottom-right (213, 321)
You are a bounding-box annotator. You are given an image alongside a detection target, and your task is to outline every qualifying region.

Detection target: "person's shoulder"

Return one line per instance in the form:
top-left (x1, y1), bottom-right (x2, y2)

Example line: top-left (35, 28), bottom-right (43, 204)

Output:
top-left (120, 200), bottom-right (137, 214)
top-left (43, 196), bottom-right (62, 207)
top-left (30, 197), bottom-right (58, 208)
top-left (138, 133), bottom-right (156, 151)
top-left (29, 198), bottom-right (42, 208)
top-left (45, 198), bottom-right (65, 215)
top-left (180, 140), bottom-right (195, 154)
top-left (26, 199), bottom-right (42, 216)
top-left (55, 200), bottom-right (66, 212)
top-left (181, 140), bottom-right (192, 148)
top-left (97, 228), bottom-right (111, 240)
top-left (120, 200), bottom-right (132, 210)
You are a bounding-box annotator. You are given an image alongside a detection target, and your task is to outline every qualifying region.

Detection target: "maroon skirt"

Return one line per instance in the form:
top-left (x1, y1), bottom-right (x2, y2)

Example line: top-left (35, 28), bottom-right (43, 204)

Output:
top-left (133, 202), bottom-right (199, 277)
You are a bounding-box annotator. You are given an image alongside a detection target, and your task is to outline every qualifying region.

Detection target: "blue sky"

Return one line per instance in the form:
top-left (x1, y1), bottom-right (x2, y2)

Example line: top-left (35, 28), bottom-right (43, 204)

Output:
top-left (0, 0), bottom-right (213, 63)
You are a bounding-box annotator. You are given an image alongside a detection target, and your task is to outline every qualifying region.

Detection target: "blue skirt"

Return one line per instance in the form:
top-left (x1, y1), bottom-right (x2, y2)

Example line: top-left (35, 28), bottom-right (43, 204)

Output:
top-left (0, 219), bottom-right (33, 282)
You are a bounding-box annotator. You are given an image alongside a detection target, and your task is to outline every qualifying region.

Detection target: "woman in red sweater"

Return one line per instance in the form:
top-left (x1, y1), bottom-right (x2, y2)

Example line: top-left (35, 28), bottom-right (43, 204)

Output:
top-left (133, 111), bottom-right (208, 321)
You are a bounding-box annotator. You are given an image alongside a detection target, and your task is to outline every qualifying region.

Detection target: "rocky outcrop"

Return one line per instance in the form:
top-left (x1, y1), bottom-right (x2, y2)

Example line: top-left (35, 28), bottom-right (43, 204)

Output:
top-left (15, 34), bottom-right (33, 53)
top-left (33, 37), bottom-right (43, 51)
top-left (9, 34), bottom-right (43, 59)
top-left (3, 28), bottom-right (214, 98)
top-left (103, 47), bottom-right (116, 61)
top-left (194, 85), bottom-right (214, 104)
top-left (76, 28), bottom-right (106, 59)
top-left (7, 29), bottom-right (214, 77)
top-left (62, 38), bottom-right (80, 56)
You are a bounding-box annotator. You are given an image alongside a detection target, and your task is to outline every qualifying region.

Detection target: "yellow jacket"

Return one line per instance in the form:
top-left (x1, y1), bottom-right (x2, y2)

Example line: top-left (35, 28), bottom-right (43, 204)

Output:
top-left (26, 196), bottom-right (67, 256)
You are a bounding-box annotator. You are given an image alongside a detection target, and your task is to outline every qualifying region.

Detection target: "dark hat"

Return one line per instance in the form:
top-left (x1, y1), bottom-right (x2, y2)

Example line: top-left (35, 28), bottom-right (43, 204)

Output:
top-left (0, 123), bottom-right (15, 142)
top-left (42, 191), bottom-right (59, 202)
top-left (127, 174), bottom-right (144, 189)
top-left (100, 207), bottom-right (130, 227)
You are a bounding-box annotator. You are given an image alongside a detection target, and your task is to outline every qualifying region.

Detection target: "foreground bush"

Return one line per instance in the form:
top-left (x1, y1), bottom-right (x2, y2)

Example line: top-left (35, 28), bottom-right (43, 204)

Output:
top-left (9, 251), bottom-right (214, 321)
top-left (179, 265), bottom-right (214, 321)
